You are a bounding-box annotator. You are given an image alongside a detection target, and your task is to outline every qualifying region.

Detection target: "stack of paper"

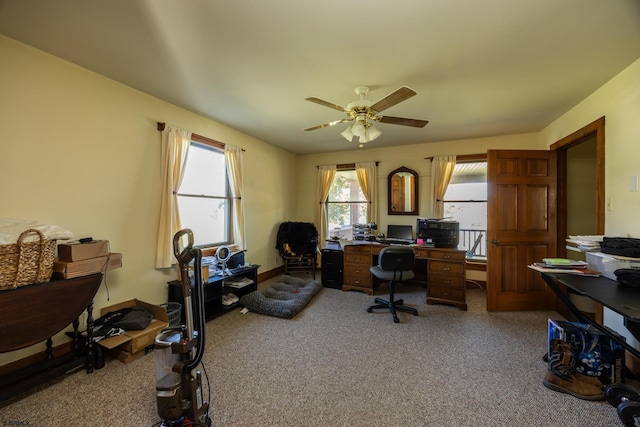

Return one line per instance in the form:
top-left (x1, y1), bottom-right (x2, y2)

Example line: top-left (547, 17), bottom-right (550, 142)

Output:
top-left (224, 276), bottom-right (254, 288)
top-left (566, 235), bottom-right (603, 252)
top-left (528, 257), bottom-right (600, 276)
top-left (540, 258), bottom-right (589, 269)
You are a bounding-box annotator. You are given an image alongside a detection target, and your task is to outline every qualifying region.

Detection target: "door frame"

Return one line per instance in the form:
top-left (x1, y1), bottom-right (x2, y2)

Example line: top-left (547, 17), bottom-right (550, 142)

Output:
top-left (550, 117), bottom-right (605, 320)
top-left (550, 116), bottom-right (605, 248)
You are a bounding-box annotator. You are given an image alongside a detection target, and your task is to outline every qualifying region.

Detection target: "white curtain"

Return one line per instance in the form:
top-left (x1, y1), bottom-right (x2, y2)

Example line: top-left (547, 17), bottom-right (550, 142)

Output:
top-left (355, 162), bottom-right (377, 224)
top-left (225, 145), bottom-right (245, 250)
top-left (316, 165), bottom-right (337, 250)
top-left (155, 125), bottom-right (191, 268)
top-left (431, 155), bottom-right (456, 218)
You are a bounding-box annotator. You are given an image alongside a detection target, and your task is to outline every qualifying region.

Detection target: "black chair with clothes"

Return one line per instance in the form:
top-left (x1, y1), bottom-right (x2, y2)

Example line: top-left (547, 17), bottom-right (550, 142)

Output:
top-left (276, 222), bottom-right (319, 279)
top-left (368, 246), bottom-right (419, 323)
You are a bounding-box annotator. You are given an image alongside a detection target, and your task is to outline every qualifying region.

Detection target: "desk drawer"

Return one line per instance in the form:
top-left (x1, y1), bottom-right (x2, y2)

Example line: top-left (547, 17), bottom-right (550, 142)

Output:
top-left (414, 248), bottom-right (429, 260)
top-left (429, 260), bottom-right (465, 275)
top-left (344, 245), bottom-right (371, 254)
top-left (344, 270), bottom-right (371, 287)
top-left (428, 249), bottom-right (466, 261)
top-left (345, 252), bottom-right (370, 264)
top-left (428, 285), bottom-right (465, 302)
top-left (428, 273), bottom-right (466, 289)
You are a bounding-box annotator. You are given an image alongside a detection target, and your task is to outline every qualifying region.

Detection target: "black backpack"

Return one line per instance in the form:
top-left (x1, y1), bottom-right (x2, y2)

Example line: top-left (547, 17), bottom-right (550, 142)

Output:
top-left (614, 269), bottom-right (640, 287)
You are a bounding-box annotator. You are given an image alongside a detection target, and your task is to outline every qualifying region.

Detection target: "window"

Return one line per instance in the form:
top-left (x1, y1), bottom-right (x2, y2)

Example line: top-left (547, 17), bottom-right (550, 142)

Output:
top-left (443, 161), bottom-right (487, 259)
top-left (177, 141), bottom-right (232, 247)
top-left (326, 169), bottom-right (368, 239)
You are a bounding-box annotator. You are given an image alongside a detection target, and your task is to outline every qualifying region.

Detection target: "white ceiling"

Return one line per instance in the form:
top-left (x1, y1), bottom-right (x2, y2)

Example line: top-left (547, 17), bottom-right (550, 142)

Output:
top-left (1, 0), bottom-right (639, 155)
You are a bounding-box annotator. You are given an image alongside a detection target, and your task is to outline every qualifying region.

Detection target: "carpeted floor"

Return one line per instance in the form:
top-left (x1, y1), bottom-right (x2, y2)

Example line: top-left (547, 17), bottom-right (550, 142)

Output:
top-left (0, 275), bottom-right (629, 426)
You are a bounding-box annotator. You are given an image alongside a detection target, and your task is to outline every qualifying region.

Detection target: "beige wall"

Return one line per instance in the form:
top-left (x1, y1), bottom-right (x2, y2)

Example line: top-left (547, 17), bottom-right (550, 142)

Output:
top-left (540, 57), bottom-right (640, 237)
top-left (295, 133), bottom-right (539, 232)
top-left (0, 35), bottom-right (298, 365)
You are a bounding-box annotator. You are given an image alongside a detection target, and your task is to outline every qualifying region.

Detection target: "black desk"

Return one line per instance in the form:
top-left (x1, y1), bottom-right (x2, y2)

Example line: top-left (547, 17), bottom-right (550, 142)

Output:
top-left (541, 272), bottom-right (640, 360)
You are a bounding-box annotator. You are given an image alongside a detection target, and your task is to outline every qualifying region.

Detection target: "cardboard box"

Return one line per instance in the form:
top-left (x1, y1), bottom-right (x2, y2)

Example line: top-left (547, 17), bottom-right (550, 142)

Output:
top-left (53, 255), bottom-right (109, 279)
top-left (548, 319), bottom-right (625, 385)
top-left (53, 253), bottom-right (122, 279)
top-left (586, 251), bottom-right (640, 281)
top-left (107, 252), bottom-right (123, 270)
top-left (97, 299), bottom-right (169, 361)
top-left (107, 345), bottom-right (151, 364)
top-left (58, 240), bottom-right (109, 262)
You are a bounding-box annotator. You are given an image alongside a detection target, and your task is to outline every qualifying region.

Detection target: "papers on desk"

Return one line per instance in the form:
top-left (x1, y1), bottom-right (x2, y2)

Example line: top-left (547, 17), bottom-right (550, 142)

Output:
top-left (541, 258), bottom-right (589, 268)
top-left (566, 235), bottom-right (603, 253)
top-left (528, 263), bottom-right (600, 277)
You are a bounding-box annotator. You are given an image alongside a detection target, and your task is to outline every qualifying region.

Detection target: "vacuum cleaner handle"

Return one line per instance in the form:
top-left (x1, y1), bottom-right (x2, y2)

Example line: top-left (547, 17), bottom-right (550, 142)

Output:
top-left (173, 229), bottom-right (195, 290)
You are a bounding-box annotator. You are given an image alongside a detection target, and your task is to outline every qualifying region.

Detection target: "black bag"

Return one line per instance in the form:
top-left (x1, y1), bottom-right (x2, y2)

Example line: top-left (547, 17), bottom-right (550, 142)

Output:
top-left (94, 306), bottom-right (153, 332)
top-left (113, 307), bottom-right (153, 330)
top-left (614, 269), bottom-right (640, 287)
top-left (601, 237), bottom-right (640, 258)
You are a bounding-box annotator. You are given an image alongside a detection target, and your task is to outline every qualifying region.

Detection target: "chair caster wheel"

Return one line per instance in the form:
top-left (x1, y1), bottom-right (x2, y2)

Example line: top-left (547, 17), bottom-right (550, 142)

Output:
top-left (393, 316), bottom-right (399, 323)
top-left (366, 308), bottom-right (372, 313)
top-left (606, 383), bottom-right (640, 407)
top-left (617, 400), bottom-right (640, 427)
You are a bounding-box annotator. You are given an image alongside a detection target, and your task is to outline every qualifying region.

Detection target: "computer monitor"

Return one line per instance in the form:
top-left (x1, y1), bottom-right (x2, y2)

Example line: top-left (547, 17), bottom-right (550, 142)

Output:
top-left (387, 224), bottom-right (413, 241)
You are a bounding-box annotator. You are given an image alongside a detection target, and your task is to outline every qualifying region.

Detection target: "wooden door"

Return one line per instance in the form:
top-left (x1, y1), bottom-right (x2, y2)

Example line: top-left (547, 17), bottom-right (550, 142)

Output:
top-left (487, 150), bottom-right (558, 311)
top-left (391, 175), bottom-right (405, 212)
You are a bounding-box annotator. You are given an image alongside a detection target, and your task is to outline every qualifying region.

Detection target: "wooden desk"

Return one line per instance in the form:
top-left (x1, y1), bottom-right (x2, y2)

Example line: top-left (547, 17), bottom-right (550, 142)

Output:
top-left (0, 273), bottom-right (103, 402)
top-left (341, 242), bottom-right (467, 310)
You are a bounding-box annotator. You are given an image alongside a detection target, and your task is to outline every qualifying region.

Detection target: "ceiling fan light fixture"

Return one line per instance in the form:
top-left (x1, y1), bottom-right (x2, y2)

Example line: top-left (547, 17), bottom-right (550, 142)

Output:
top-left (341, 120), bottom-right (382, 144)
top-left (341, 126), bottom-right (354, 141)
top-left (305, 85), bottom-right (428, 146)
top-left (366, 124), bottom-right (382, 141)
top-left (352, 122), bottom-right (366, 138)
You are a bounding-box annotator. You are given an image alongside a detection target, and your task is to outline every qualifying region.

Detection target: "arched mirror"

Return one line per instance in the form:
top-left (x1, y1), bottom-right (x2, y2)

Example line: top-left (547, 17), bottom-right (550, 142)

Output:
top-left (388, 166), bottom-right (418, 215)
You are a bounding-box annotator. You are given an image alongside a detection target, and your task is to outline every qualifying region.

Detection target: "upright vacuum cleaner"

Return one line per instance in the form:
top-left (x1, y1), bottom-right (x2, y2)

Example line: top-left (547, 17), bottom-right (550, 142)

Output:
top-left (154, 229), bottom-right (211, 427)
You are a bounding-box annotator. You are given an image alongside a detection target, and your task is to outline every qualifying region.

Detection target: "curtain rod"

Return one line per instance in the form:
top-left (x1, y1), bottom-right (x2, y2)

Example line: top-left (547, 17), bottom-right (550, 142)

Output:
top-left (158, 122), bottom-right (244, 151)
top-left (424, 154), bottom-right (487, 161)
top-left (316, 161), bottom-right (379, 169)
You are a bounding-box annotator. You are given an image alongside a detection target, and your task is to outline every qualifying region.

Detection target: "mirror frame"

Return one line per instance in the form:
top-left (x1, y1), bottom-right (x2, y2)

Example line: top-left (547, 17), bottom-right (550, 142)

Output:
top-left (388, 166), bottom-right (419, 216)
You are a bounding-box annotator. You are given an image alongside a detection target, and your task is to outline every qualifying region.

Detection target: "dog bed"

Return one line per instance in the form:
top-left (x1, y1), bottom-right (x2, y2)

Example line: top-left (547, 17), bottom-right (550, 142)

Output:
top-left (239, 275), bottom-right (322, 319)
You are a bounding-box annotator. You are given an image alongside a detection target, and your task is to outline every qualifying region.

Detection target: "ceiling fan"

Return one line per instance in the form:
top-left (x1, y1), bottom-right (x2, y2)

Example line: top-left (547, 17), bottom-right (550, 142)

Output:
top-left (304, 86), bottom-right (429, 147)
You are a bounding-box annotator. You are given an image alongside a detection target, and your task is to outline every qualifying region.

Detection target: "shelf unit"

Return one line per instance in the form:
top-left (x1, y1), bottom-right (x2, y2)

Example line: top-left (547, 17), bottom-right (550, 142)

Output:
top-left (168, 264), bottom-right (259, 319)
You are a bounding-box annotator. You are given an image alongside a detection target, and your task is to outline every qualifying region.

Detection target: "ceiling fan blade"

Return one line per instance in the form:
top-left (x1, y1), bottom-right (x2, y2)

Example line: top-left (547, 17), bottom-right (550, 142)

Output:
top-left (377, 115), bottom-right (429, 128)
top-left (305, 97), bottom-right (348, 113)
top-left (304, 118), bottom-right (351, 131)
top-left (369, 86), bottom-right (417, 113)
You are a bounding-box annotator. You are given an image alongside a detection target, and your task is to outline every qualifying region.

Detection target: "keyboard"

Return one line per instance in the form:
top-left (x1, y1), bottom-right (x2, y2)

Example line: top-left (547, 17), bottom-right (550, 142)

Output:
top-left (377, 239), bottom-right (414, 245)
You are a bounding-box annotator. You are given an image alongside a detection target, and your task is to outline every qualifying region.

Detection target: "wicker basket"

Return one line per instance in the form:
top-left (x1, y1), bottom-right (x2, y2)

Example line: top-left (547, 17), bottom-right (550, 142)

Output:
top-left (0, 228), bottom-right (56, 290)
top-left (161, 302), bottom-right (182, 327)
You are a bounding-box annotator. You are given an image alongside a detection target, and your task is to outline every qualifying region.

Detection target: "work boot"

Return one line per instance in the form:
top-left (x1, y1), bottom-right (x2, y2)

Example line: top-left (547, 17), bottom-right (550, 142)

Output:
top-left (575, 372), bottom-right (604, 390)
top-left (552, 339), bottom-right (605, 389)
top-left (542, 339), bottom-right (605, 401)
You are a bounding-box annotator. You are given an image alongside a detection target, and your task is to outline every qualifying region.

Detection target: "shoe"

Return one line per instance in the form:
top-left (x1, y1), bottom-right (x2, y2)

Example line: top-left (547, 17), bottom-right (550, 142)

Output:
top-left (221, 295), bottom-right (234, 306)
top-left (227, 293), bottom-right (239, 304)
top-left (543, 339), bottom-right (605, 401)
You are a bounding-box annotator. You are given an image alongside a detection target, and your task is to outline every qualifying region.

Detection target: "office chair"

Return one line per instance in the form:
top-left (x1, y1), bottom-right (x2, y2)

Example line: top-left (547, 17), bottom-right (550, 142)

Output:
top-left (367, 246), bottom-right (419, 323)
